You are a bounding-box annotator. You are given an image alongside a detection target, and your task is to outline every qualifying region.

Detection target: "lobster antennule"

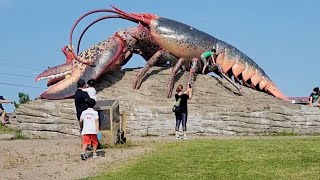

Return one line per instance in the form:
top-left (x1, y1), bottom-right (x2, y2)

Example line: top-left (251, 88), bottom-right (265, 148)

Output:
top-left (111, 5), bottom-right (158, 25)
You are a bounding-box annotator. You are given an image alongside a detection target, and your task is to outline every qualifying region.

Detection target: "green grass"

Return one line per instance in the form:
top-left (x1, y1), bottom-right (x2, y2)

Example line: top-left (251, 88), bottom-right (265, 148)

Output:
top-left (87, 137), bottom-right (320, 180)
top-left (0, 125), bottom-right (28, 139)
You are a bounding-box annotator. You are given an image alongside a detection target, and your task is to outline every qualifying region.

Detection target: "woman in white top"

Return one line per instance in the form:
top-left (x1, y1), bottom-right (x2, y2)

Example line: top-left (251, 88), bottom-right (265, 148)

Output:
top-left (82, 79), bottom-right (97, 101)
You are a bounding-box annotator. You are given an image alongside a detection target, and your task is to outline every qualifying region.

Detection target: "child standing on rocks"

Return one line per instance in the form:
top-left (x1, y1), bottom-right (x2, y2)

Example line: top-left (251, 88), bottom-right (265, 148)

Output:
top-left (80, 98), bottom-right (100, 160)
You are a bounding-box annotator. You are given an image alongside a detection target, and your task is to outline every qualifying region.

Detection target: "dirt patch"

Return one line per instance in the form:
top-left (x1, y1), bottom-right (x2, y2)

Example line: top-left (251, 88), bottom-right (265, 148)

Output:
top-left (0, 135), bottom-right (177, 180)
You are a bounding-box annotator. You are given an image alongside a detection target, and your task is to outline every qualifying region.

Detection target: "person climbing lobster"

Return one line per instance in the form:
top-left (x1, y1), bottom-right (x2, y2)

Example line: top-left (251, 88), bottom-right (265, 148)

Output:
top-left (201, 47), bottom-right (243, 95)
top-left (201, 48), bottom-right (217, 74)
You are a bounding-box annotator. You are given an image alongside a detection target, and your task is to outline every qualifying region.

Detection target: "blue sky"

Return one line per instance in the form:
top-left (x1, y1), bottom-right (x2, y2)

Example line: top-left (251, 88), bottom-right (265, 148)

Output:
top-left (0, 0), bottom-right (319, 112)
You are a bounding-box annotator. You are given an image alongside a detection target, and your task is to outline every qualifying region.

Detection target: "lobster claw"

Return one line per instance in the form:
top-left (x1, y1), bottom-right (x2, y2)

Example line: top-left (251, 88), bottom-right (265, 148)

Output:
top-left (35, 35), bottom-right (125, 99)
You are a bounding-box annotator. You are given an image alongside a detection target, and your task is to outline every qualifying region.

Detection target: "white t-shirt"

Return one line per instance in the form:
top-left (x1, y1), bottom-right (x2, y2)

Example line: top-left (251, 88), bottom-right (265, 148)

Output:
top-left (80, 108), bottom-right (99, 135)
top-left (82, 87), bottom-right (97, 101)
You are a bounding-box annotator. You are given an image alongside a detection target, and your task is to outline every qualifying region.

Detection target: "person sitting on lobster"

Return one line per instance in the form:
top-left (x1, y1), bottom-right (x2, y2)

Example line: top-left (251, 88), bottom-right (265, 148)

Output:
top-left (200, 47), bottom-right (243, 95)
top-left (201, 48), bottom-right (217, 74)
top-left (309, 87), bottom-right (320, 107)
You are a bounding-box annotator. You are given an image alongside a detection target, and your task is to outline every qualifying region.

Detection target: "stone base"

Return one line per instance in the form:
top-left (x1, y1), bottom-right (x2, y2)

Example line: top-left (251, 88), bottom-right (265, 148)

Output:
top-left (13, 67), bottom-right (320, 138)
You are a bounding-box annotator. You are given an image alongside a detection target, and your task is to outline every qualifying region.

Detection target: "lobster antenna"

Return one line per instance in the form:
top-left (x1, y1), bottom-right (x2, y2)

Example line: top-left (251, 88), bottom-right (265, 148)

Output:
top-left (76, 15), bottom-right (122, 54)
top-left (70, 6), bottom-right (155, 54)
top-left (69, 9), bottom-right (120, 51)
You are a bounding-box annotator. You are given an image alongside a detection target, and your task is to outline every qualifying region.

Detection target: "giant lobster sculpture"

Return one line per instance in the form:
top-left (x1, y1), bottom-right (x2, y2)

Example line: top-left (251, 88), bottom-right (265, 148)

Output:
top-left (36, 6), bottom-right (288, 101)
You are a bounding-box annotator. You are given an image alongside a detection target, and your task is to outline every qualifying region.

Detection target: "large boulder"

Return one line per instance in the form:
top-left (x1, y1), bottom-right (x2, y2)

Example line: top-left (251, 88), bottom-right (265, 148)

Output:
top-left (14, 67), bottom-right (320, 138)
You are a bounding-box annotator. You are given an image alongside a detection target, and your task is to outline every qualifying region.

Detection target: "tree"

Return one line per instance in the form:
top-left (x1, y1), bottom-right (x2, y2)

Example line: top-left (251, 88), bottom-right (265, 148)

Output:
top-left (14, 92), bottom-right (30, 108)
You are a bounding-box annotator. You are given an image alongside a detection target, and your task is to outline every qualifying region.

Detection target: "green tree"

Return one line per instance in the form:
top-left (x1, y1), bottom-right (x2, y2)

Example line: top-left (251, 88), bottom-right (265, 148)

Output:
top-left (14, 92), bottom-right (30, 108)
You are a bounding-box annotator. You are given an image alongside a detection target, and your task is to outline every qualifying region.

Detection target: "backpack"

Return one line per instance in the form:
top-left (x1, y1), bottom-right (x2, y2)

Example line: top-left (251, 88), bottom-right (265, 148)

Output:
top-left (172, 98), bottom-right (182, 113)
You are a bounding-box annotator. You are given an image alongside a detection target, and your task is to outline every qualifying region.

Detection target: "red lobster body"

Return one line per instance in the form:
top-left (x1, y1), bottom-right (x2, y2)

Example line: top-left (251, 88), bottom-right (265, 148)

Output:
top-left (36, 6), bottom-right (288, 101)
top-left (109, 7), bottom-right (288, 100)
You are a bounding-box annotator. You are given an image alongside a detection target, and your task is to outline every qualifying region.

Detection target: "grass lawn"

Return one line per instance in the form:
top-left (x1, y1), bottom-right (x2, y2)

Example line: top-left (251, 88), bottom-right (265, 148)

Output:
top-left (88, 137), bottom-right (320, 180)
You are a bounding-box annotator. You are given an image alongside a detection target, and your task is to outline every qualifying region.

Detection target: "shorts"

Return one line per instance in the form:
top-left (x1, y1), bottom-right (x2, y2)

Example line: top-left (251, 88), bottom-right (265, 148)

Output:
top-left (82, 134), bottom-right (98, 146)
top-left (200, 54), bottom-right (208, 64)
top-left (312, 98), bottom-right (320, 107)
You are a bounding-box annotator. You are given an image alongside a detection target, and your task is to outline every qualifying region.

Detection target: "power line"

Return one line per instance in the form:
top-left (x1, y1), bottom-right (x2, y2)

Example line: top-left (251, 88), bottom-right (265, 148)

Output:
top-left (0, 82), bottom-right (42, 89)
top-left (0, 61), bottom-right (49, 71)
top-left (0, 72), bottom-right (35, 78)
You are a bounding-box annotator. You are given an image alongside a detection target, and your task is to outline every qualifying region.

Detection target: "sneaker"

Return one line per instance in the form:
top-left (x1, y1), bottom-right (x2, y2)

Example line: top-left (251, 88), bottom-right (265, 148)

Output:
top-left (80, 152), bottom-right (87, 160)
top-left (175, 136), bottom-right (180, 140)
top-left (93, 153), bottom-right (98, 158)
top-left (183, 136), bottom-right (188, 140)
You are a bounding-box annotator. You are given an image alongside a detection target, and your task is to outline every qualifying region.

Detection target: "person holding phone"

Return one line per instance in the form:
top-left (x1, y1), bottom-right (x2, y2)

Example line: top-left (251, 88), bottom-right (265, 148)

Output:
top-left (174, 83), bottom-right (192, 139)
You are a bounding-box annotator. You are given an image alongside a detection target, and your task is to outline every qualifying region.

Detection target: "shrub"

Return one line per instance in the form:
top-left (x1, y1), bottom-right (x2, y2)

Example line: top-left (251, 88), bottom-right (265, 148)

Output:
top-left (14, 92), bottom-right (30, 108)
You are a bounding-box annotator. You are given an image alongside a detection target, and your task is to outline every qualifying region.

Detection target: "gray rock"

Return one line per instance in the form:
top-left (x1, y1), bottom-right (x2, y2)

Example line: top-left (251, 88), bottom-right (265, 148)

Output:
top-left (0, 134), bottom-right (15, 141)
top-left (12, 67), bottom-right (320, 138)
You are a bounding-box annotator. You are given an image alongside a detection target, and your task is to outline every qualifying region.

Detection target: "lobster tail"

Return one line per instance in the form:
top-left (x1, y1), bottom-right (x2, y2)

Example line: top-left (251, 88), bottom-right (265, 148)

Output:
top-left (264, 83), bottom-right (289, 101)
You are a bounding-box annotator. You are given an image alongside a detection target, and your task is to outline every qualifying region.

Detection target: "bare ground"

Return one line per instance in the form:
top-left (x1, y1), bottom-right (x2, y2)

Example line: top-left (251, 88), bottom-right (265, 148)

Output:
top-left (0, 135), bottom-right (174, 180)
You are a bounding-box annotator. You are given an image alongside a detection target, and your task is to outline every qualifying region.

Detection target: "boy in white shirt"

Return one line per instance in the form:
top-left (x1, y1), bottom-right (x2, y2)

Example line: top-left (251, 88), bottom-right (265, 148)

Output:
top-left (80, 98), bottom-right (99, 160)
top-left (82, 79), bottom-right (97, 101)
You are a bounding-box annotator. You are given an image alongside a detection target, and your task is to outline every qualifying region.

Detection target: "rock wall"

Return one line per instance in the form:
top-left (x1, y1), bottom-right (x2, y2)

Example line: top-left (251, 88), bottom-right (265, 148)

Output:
top-left (12, 67), bottom-right (320, 138)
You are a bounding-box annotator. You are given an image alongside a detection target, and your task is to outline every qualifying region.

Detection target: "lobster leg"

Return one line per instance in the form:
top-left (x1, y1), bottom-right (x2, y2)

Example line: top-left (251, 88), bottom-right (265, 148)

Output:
top-left (187, 58), bottom-right (202, 87)
top-left (219, 66), bottom-right (243, 95)
top-left (167, 58), bottom-right (186, 98)
top-left (207, 64), bottom-right (243, 95)
top-left (133, 50), bottom-right (177, 89)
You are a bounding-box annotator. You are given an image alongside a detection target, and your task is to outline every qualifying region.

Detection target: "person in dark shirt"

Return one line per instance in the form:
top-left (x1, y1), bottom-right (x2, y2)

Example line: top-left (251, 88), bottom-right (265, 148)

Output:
top-left (309, 87), bottom-right (320, 107)
top-left (74, 79), bottom-right (90, 131)
top-left (0, 96), bottom-right (13, 124)
top-left (174, 84), bottom-right (192, 139)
